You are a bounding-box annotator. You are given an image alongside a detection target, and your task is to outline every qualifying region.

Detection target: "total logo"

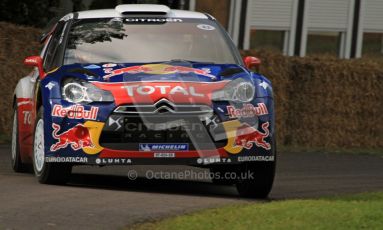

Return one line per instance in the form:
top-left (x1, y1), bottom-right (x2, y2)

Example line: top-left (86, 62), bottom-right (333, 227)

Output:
top-left (122, 85), bottom-right (203, 97)
top-left (227, 103), bottom-right (268, 118)
top-left (52, 105), bottom-right (98, 120)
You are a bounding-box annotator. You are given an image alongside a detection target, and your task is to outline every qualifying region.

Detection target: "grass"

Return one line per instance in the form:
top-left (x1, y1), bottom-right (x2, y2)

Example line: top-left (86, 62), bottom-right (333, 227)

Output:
top-left (130, 192), bottom-right (383, 230)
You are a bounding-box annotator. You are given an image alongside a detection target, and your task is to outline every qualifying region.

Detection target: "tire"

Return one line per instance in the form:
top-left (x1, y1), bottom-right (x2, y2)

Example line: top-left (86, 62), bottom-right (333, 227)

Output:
top-left (11, 108), bottom-right (27, 172)
top-left (235, 137), bottom-right (277, 198)
top-left (32, 106), bottom-right (72, 184)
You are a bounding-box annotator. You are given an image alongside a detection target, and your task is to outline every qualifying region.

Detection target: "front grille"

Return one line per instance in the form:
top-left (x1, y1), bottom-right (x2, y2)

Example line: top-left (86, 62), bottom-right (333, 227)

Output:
top-left (114, 98), bottom-right (213, 115)
top-left (99, 113), bottom-right (227, 151)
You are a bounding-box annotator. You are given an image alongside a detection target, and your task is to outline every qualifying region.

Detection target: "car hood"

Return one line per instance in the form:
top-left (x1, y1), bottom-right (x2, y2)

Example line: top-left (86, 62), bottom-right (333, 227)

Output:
top-left (59, 62), bottom-right (251, 82)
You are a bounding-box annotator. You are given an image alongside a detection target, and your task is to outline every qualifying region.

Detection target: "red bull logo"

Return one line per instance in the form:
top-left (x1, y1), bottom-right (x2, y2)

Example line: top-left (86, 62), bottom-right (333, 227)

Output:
top-left (227, 103), bottom-right (268, 118)
top-left (50, 123), bottom-right (93, 151)
top-left (51, 105), bottom-right (98, 120)
top-left (103, 64), bottom-right (216, 80)
top-left (234, 122), bottom-right (271, 150)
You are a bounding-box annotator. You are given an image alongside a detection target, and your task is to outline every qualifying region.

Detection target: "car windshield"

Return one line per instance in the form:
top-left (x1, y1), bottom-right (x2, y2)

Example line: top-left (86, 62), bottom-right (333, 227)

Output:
top-left (64, 17), bottom-right (239, 65)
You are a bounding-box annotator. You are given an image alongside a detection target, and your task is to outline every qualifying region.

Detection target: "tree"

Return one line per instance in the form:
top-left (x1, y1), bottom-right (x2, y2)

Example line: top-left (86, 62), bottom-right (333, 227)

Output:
top-left (0, 0), bottom-right (59, 27)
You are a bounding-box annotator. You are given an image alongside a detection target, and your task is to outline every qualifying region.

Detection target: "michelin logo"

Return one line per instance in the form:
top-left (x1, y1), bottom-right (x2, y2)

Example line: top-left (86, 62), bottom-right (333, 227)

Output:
top-left (139, 143), bottom-right (189, 151)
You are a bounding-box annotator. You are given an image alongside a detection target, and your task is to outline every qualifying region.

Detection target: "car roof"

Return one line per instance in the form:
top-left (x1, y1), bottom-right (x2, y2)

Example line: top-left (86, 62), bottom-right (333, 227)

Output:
top-left (59, 4), bottom-right (209, 21)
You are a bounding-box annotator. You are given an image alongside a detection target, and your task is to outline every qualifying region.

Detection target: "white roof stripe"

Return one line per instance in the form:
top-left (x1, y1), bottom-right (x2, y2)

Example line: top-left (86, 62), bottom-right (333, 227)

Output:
top-left (60, 5), bottom-right (208, 20)
top-left (115, 4), bottom-right (170, 14)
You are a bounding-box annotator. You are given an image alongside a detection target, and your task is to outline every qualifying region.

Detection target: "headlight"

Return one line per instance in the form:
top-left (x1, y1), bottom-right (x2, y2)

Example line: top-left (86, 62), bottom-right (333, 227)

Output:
top-left (61, 78), bottom-right (114, 103)
top-left (212, 78), bottom-right (255, 102)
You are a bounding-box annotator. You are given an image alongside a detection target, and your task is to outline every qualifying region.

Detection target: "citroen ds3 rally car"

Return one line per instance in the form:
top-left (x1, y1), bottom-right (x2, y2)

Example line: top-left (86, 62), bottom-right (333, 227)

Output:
top-left (11, 4), bottom-right (276, 198)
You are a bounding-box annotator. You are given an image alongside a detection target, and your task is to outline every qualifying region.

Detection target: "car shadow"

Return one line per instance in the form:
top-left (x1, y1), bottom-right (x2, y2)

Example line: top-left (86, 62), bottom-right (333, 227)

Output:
top-left (67, 172), bottom-right (246, 199)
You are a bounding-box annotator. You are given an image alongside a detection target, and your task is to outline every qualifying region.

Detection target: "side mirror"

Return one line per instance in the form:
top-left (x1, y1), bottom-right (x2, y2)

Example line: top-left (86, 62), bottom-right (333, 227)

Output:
top-left (24, 56), bottom-right (45, 78)
top-left (243, 56), bottom-right (261, 70)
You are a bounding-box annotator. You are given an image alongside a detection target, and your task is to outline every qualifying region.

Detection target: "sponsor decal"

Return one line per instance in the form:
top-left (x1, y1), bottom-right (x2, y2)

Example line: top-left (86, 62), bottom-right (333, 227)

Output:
top-left (47, 121), bottom-right (104, 155)
top-left (91, 81), bottom-right (229, 106)
top-left (102, 63), bottom-right (117, 68)
top-left (45, 157), bottom-right (88, 163)
top-left (17, 100), bottom-right (32, 107)
top-left (259, 81), bottom-right (269, 90)
top-left (154, 152), bottom-right (175, 158)
top-left (197, 157), bottom-right (232, 164)
top-left (103, 68), bottom-right (113, 73)
top-left (22, 111), bottom-right (32, 125)
top-left (125, 18), bottom-right (183, 23)
top-left (205, 115), bottom-right (219, 128)
top-left (25, 57), bottom-right (39, 64)
top-left (227, 103), bottom-right (268, 118)
top-left (234, 122), bottom-right (271, 150)
top-left (108, 117), bottom-right (123, 131)
top-left (45, 82), bottom-right (55, 90)
top-left (163, 66), bottom-right (215, 79)
top-left (51, 105), bottom-right (98, 120)
top-left (82, 121), bottom-right (105, 155)
top-left (201, 68), bottom-right (211, 73)
top-left (122, 85), bottom-right (203, 97)
top-left (105, 65), bottom-right (151, 78)
top-left (16, 99), bottom-right (33, 130)
top-left (50, 124), bottom-right (94, 151)
top-left (103, 64), bottom-right (216, 80)
top-left (95, 158), bottom-right (132, 165)
top-left (238, 156), bottom-right (275, 162)
top-left (222, 120), bottom-right (271, 154)
top-left (139, 143), bottom-right (189, 152)
top-left (84, 64), bottom-right (101, 69)
top-left (197, 24), bottom-right (216, 31)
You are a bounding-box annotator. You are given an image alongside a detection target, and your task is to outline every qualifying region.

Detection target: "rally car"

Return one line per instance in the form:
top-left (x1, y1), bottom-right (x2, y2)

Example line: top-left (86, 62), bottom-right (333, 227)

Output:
top-left (11, 4), bottom-right (276, 198)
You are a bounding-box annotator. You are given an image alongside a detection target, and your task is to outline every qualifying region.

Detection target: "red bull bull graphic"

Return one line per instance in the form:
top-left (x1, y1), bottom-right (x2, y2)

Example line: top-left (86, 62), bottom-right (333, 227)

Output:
top-left (227, 103), bottom-right (268, 118)
top-left (50, 123), bottom-right (94, 151)
top-left (103, 64), bottom-right (216, 80)
top-left (234, 122), bottom-right (271, 150)
top-left (162, 66), bottom-right (215, 79)
top-left (51, 105), bottom-right (98, 120)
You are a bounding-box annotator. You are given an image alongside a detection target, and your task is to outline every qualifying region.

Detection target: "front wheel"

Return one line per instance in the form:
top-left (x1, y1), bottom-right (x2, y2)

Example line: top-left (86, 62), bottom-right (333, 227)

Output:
top-left (236, 137), bottom-right (277, 198)
top-left (32, 107), bottom-right (72, 184)
top-left (235, 161), bottom-right (276, 198)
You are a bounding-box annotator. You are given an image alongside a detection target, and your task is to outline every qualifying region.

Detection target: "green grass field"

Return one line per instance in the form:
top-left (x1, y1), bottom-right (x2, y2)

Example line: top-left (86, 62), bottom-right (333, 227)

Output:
top-left (131, 192), bottom-right (383, 230)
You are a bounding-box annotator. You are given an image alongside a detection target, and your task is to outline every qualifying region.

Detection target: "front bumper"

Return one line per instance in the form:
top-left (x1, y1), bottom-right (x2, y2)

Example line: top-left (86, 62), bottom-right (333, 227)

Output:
top-left (44, 98), bottom-right (275, 165)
